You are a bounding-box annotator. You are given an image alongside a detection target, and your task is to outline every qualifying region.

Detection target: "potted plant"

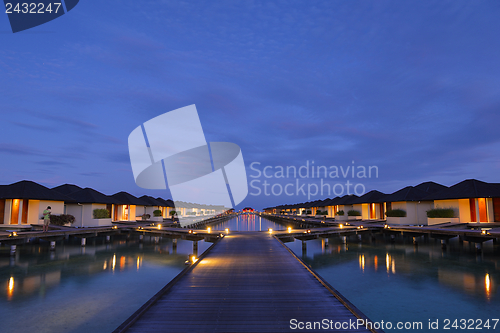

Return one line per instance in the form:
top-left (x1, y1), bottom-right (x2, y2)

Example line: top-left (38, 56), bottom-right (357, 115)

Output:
top-left (92, 208), bottom-right (112, 226)
top-left (426, 208), bottom-right (458, 225)
top-left (347, 210), bottom-right (361, 220)
top-left (50, 214), bottom-right (76, 227)
top-left (385, 209), bottom-right (407, 225)
top-left (335, 210), bottom-right (346, 221)
top-left (151, 209), bottom-right (163, 222)
top-left (170, 210), bottom-right (178, 221)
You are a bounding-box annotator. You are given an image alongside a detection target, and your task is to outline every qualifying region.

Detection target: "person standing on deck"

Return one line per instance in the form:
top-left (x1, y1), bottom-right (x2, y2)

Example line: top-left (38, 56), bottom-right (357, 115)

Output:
top-left (43, 206), bottom-right (51, 232)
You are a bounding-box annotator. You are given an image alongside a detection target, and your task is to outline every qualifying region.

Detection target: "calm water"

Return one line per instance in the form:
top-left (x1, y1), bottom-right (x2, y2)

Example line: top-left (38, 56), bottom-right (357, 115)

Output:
top-left (286, 235), bottom-right (500, 332)
top-left (0, 235), bottom-right (211, 333)
top-left (2, 216), bottom-right (498, 333)
top-left (210, 213), bottom-right (288, 231)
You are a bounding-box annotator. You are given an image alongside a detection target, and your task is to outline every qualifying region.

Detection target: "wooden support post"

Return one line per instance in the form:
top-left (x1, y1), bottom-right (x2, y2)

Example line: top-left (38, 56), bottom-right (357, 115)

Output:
top-left (441, 239), bottom-right (447, 250)
top-left (81, 238), bottom-right (86, 246)
top-left (324, 238), bottom-right (329, 246)
top-left (139, 234), bottom-right (144, 242)
top-left (413, 237), bottom-right (418, 245)
top-left (342, 236), bottom-right (347, 244)
top-left (193, 241), bottom-right (198, 257)
top-left (357, 234), bottom-right (362, 242)
top-left (476, 242), bottom-right (482, 254)
top-left (50, 241), bottom-right (56, 251)
top-left (10, 245), bottom-right (16, 256)
top-left (106, 235), bottom-right (111, 243)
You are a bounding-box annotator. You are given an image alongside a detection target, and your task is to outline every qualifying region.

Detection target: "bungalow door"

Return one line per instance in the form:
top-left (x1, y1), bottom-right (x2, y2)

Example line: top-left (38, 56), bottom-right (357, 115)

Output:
top-left (10, 199), bottom-right (20, 224)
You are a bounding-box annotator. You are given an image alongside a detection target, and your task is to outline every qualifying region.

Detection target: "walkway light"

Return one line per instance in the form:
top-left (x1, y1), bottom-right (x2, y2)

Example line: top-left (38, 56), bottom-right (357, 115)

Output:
top-left (157, 224), bottom-right (162, 230)
top-left (10, 232), bottom-right (17, 237)
top-left (307, 229), bottom-right (311, 233)
top-left (288, 227), bottom-right (292, 233)
top-left (225, 228), bottom-right (229, 234)
top-left (112, 225), bottom-right (118, 229)
top-left (268, 228), bottom-right (273, 234)
top-left (339, 224), bottom-right (343, 229)
top-left (188, 229), bottom-right (193, 234)
top-left (207, 227), bottom-right (211, 233)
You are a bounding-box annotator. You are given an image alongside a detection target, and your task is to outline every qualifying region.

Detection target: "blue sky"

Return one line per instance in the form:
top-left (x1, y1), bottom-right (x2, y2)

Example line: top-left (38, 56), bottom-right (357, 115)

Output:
top-left (1, 1), bottom-right (500, 210)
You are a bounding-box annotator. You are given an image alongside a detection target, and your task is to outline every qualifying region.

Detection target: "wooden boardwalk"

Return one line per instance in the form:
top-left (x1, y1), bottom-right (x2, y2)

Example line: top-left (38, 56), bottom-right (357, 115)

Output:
top-left (116, 232), bottom-right (377, 333)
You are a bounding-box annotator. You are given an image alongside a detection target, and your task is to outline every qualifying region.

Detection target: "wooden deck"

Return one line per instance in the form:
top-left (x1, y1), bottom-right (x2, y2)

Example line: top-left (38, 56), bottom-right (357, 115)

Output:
top-left (116, 232), bottom-right (378, 333)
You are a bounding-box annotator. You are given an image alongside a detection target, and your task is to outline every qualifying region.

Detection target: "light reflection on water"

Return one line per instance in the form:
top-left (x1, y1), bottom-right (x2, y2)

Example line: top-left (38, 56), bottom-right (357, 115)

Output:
top-left (210, 213), bottom-right (288, 231)
top-left (286, 235), bottom-right (500, 329)
top-left (0, 235), bottom-right (211, 333)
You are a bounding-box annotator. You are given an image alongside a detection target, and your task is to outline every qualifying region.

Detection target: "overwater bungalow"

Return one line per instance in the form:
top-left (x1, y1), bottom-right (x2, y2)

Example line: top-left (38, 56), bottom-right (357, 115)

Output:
top-left (0, 180), bottom-right (72, 226)
top-left (62, 187), bottom-right (120, 227)
top-left (330, 194), bottom-right (359, 221)
top-left (375, 181), bottom-right (447, 225)
top-left (351, 190), bottom-right (386, 220)
top-left (157, 198), bottom-right (176, 218)
top-left (138, 195), bottom-right (166, 221)
top-left (422, 179), bottom-right (500, 223)
top-left (110, 192), bottom-right (148, 222)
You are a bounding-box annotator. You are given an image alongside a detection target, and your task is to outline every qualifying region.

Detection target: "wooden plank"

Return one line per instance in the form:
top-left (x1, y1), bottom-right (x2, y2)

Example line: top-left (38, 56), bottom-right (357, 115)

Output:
top-left (117, 232), bottom-right (379, 333)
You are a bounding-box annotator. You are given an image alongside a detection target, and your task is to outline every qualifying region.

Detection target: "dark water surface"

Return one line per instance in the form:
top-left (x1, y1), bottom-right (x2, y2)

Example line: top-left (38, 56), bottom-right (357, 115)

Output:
top-left (286, 235), bottom-right (500, 332)
top-left (0, 235), bottom-right (211, 333)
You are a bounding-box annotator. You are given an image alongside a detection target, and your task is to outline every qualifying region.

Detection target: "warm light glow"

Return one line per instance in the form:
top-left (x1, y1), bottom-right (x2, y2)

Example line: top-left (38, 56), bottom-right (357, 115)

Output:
top-left (391, 259), bottom-right (396, 274)
top-left (339, 224), bottom-right (343, 229)
top-left (112, 254), bottom-right (116, 271)
top-left (225, 228), bottom-right (229, 233)
top-left (112, 225), bottom-right (118, 229)
top-left (485, 273), bottom-right (491, 299)
top-left (288, 227), bottom-right (292, 233)
top-left (386, 254), bottom-right (390, 272)
top-left (190, 255), bottom-right (198, 264)
top-left (374, 255), bottom-right (378, 271)
top-left (137, 257), bottom-right (141, 270)
top-left (188, 230), bottom-right (193, 234)
top-left (7, 277), bottom-right (14, 299)
top-left (307, 229), bottom-right (311, 233)
top-left (359, 255), bottom-right (365, 272)
top-left (268, 228), bottom-right (273, 233)
top-left (481, 230), bottom-right (487, 235)
top-left (207, 227), bottom-right (211, 233)
top-left (103, 261), bottom-right (107, 270)
top-left (157, 224), bottom-right (162, 230)
top-left (120, 256), bottom-right (126, 270)
top-left (11, 232), bottom-right (17, 237)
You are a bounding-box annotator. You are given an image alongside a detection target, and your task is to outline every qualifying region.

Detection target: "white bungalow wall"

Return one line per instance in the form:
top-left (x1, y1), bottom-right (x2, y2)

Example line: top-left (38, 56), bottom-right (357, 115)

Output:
top-left (1, 199), bottom-right (64, 225)
top-left (66, 203), bottom-right (112, 227)
top-left (390, 201), bottom-right (433, 225)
